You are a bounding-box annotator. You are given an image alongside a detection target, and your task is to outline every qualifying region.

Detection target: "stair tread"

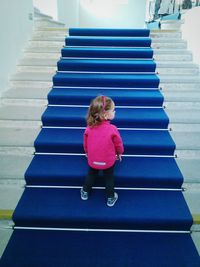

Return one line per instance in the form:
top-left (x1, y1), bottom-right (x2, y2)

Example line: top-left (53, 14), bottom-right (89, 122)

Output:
top-left (65, 36), bottom-right (152, 47)
top-left (25, 154), bottom-right (183, 188)
top-left (57, 58), bottom-right (156, 72)
top-left (53, 72), bottom-right (160, 88)
top-left (48, 87), bottom-right (163, 106)
top-left (34, 127), bottom-right (175, 155)
top-left (1, 230), bottom-right (199, 267)
top-left (42, 106), bottom-right (169, 129)
top-left (13, 187), bottom-right (192, 230)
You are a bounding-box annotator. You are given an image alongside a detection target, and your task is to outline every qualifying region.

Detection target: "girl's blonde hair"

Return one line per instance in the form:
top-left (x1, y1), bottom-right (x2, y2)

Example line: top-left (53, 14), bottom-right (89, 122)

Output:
top-left (86, 95), bottom-right (114, 127)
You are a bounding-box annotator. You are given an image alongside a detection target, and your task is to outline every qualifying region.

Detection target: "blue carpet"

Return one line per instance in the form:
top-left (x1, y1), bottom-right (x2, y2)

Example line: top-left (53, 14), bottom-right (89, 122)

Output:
top-left (13, 188), bottom-right (192, 230)
top-left (57, 59), bottom-right (156, 72)
top-left (34, 128), bottom-right (175, 155)
top-left (65, 36), bottom-right (152, 47)
top-left (53, 72), bottom-right (160, 88)
top-left (42, 106), bottom-right (169, 128)
top-left (61, 47), bottom-right (154, 58)
top-left (25, 155), bottom-right (183, 188)
top-left (69, 28), bottom-right (150, 37)
top-left (1, 27), bottom-right (199, 266)
top-left (1, 230), bottom-right (199, 267)
top-left (48, 87), bottom-right (163, 106)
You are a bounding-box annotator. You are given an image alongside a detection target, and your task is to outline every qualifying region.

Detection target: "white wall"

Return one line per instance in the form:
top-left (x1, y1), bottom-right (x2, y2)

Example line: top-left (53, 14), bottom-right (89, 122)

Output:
top-left (57, 0), bottom-right (147, 28)
top-left (0, 0), bottom-right (33, 95)
top-left (181, 7), bottom-right (200, 66)
top-left (79, 0), bottom-right (147, 28)
top-left (33, 0), bottom-right (58, 20)
top-left (57, 0), bottom-right (79, 27)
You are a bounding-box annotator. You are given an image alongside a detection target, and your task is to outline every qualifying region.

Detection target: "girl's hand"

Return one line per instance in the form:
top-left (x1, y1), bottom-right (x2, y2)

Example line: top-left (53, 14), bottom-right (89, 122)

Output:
top-left (116, 154), bottom-right (122, 161)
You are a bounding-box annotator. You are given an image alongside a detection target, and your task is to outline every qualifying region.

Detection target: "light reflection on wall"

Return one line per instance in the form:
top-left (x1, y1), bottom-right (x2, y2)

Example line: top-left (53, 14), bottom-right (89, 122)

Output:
top-left (80, 0), bottom-right (128, 18)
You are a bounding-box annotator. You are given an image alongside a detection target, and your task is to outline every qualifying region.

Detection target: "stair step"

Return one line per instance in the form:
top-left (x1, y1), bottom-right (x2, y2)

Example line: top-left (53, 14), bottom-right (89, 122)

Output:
top-left (57, 59), bottom-right (156, 72)
top-left (158, 67), bottom-right (198, 75)
top-left (157, 62), bottom-right (198, 68)
top-left (161, 20), bottom-right (183, 30)
top-left (10, 81), bottom-right (52, 88)
top-left (154, 54), bottom-right (192, 61)
top-left (154, 49), bottom-right (191, 55)
top-left (152, 42), bottom-right (187, 49)
top-left (27, 40), bottom-right (64, 48)
top-left (34, 19), bottom-right (65, 28)
top-left (0, 146), bottom-right (35, 156)
top-left (11, 71), bottom-right (54, 81)
top-left (34, 11), bottom-right (53, 20)
top-left (170, 123), bottom-right (200, 132)
top-left (0, 104), bottom-right (45, 121)
top-left (35, 128), bottom-right (175, 155)
top-left (160, 75), bottom-right (200, 84)
top-left (180, 153), bottom-right (200, 180)
top-left (34, 27), bottom-right (67, 32)
top-left (42, 106), bottom-right (169, 129)
top-left (0, 154), bottom-right (33, 179)
top-left (33, 30), bottom-right (67, 38)
top-left (171, 131), bottom-right (200, 152)
top-left (14, 66), bottom-right (198, 76)
top-left (161, 83), bottom-right (200, 91)
top-left (16, 66), bottom-right (56, 72)
top-left (32, 36), bottom-right (66, 42)
top-left (52, 73), bottom-right (160, 88)
top-left (48, 87), bottom-right (163, 106)
top-left (150, 32), bottom-right (182, 38)
top-left (0, 185), bottom-right (23, 210)
top-left (13, 187), bottom-right (192, 231)
top-left (163, 91), bottom-right (200, 102)
top-left (183, 183), bottom-right (200, 214)
top-left (166, 109), bottom-right (200, 124)
top-left (22, 51), bottom-right (60, 58)
top-left (1, 230), bottom-right (199, 267)
top-left (177, 159), bottom-right (200, 183)
top-left (165, 101), bottom-right (200, 110)
top-left (0, 126), bottom-right (40, 147)
top-left (0, 152), bottom-right (199, 185)
top-left (19, 58), bottom-right (58, 66)
top-left (2, 86), bottom-right (51, 99)
top-left (152, 38), bottom-right (186, 44)
top-left (25, 154), bottom-right (183, 188)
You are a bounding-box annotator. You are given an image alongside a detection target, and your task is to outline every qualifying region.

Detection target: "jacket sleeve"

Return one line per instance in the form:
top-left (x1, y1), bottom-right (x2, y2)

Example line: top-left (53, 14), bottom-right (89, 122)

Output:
top-left (83, 128), bottom-right (88, 153)
top-left (112, 127), bottom-right (124, 155)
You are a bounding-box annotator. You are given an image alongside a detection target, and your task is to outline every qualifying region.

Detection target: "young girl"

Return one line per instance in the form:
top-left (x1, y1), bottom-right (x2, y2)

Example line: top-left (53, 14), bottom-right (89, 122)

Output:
top-left (81, 95), bottom-right (124, 207)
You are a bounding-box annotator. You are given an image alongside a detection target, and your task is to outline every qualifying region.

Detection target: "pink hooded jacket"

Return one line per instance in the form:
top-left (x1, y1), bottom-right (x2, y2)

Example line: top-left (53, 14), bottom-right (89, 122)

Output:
top-left (83, 120), bottom-right (124, 170)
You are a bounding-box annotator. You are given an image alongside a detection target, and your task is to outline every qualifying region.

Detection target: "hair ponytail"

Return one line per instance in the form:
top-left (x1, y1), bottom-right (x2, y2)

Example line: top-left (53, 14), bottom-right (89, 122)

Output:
top-left (86, 95), bottom-right (113, 127)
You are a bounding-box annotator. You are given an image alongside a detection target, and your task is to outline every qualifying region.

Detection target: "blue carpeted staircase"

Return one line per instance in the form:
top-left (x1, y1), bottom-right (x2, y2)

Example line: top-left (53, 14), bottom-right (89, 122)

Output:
top-left (0, 28), bottom-right (200, 267)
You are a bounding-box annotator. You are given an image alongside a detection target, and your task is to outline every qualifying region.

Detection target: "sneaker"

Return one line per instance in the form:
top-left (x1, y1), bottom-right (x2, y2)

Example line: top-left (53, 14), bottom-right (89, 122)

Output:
top-left (107, 192), bottom-right (118, 207)
top-left (80, 188), bottom-right (88, 200)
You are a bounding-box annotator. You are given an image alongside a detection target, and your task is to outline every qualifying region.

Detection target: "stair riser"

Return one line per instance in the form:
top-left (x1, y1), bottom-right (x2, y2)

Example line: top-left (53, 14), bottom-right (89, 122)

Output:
top-left (33, 31), bottom-right (67, 38)
top-left (161, 84), bottom-right (200, 91)
top-left (151, 34), bottom-right (182, 39)
top-left (154, 54), bottom-right (192, 61)
top-left (16, 66), bottom-right (56, 72)
top-left (19, 59), bottom-right (58, 66)
top-left (21, 54), bottom-right (193, 62)
top-left (158, 68), bottom-right (199, 75)
top-left (14, 66), bottom-right (199, 76)
top-left (11, 72), bottom-right (55, 81)
top-left (34, 20), bottom-right (65, 28)
top-left (10, 81), bottom-right (52, 88)
top-left (152, 43), bottom-right (187, 49)
top-left (26, 46), bottom-right (62, 53)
